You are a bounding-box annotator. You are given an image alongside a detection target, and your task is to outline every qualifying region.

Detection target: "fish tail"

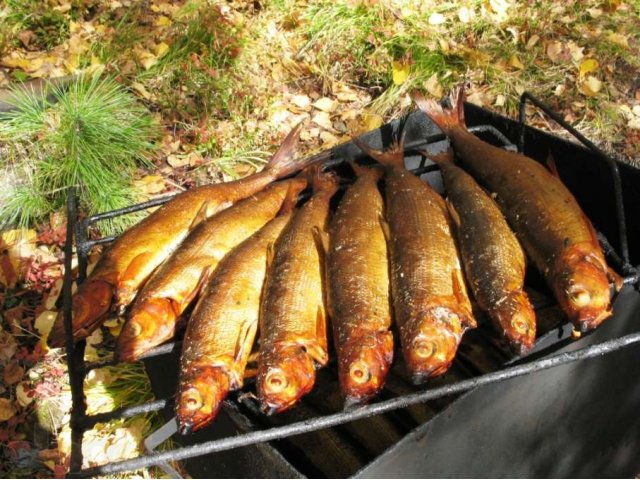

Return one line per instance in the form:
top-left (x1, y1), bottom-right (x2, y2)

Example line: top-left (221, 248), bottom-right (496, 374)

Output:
top-left (418, 148), bottom-right (455, 165)
top-left (412, 86), bottom-right (466, 134)
top-left (279, 177), bottom-right (307, 214)
top-left (48, 279), bottom-right (114, 348)
top-left (265, 123), bottom-right (330, 177)
top-left (351, 131), bottom-right (406, 168)
top-left (347, 161), bottom-right (383, 180)
top-left (306, 164), bottom-right (339, 195)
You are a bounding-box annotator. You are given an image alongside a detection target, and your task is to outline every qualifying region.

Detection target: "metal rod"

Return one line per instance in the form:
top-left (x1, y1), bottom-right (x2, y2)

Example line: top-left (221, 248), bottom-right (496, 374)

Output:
top-left (63, 188), bottom-right (88, 471)
top-left (518, 92), bottom-right (630, 267)
top-left (71, 331), bottom-right (640, 478)
top-left (85, 194), bottom-right (178, 225)
top-left (82, 399), bottom-right (169, 428)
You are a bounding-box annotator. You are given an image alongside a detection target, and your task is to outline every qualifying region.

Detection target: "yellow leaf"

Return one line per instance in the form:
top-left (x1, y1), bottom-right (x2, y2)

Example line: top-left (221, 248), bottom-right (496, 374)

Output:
top-left (155, 42), bottom-right (170, 57)
top-left (392, 60), bottom-right (410, 85)
top-left (155, 15), bottom-right (171, 27)
top-left (509, 54), bottom-right (525, 70)
top-left (606, 31), bottom-right (628, 48)
top-left (363, 112), bottom-right (383, 131)
top-left (138, 51), bottom-right (158, 70)
top-left (0, 398), bottom-right (16, 422)
top-left (134, 175), bottom-right (166, 195)
top-left (579, 76), bottom-right (602, 97)
top-left (579, 59), bottom-right (599, 78)
top-left (423, 73), bottom-right (443, 98)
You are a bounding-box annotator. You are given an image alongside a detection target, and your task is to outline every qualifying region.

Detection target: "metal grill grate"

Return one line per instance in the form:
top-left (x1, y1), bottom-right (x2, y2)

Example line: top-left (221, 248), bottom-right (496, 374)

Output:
top-left (60, 93), bottom-right (640, 478)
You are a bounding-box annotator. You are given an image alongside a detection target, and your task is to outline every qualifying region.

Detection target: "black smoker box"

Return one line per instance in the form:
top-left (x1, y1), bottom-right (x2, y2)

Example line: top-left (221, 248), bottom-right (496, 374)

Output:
top-left (62, 94), bottom-right (640, 478)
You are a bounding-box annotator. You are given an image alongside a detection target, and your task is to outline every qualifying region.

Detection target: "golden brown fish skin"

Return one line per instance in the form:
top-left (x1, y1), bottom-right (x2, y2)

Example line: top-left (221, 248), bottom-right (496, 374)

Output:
top-left (257, 172), bottom-right (339, 414)
top-left (115, 178), bottom-right (307, 362)
top-left (176, 213), bottom-right (292, 434)
top-left (327, 166), bottom-right (393, 405)
top-left (352, 137), bottom-right (476, 383)
top-left (431, 152), bottom-right (536, 354)
top-left (47, 123), bottom-right (319, 348)
top-left (413, 88), bottom-right (618, 332)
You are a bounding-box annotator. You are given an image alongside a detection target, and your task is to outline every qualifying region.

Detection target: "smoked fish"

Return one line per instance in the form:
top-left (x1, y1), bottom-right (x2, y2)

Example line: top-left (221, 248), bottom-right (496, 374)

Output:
top-left (115, 177), bottom-right (307, 362)
top-left (257, 170), bottom-right (338, 414)
top-left (413, 88), bottom-right (621, 331)
top-left (352, 134), bottom-right (476, 383)
top-left (327, 164), bottom-right (393, 405)
top-left (48, 123), bottom-right (320, 348)
top-left (176, 212), bottom-right (293, 434)
top-left (427, 150), bottom-right (536, 354)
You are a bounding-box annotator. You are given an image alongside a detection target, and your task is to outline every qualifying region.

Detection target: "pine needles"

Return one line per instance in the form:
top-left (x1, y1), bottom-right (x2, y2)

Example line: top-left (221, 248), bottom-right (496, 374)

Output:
top-left (0, 74), bottom-right (158, 234)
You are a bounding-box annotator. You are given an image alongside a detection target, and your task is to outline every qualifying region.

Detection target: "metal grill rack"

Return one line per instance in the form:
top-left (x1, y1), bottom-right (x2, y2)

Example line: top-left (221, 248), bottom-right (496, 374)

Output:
top-left (60, 93), bottom-right (640, 478)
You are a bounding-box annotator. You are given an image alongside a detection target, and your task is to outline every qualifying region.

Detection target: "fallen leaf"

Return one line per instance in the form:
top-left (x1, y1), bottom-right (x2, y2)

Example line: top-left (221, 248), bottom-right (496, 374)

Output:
top-left (457, 6), bottom-right (475, 23)
top-left (423, 73), bottom-right (443, 98)
top-left (606, 31), bottom-right (628, 48)
top-left (16, 382), bottom-right (34, 408)
top-left (312, 97), bottom-right (337, 113)
top-left (363, 112), bottom-right (383, 131)
top-left (567, 42), bottom-right (584, 62)
top-left (155, 42), bottom-right (170, 57)
top-left (291, 94), bottom-right (311, 111)
top-left (311, 111), bottom-right (333, 130)
top-left (554, 84), bottom-right (566, 96)
top-left (587, 8), bottom-right (602, 17)
top-left (319, 131), bottom-right (339, 147)
top-left (579, 76), bottom-right (602, 97)
top-left (628, 117), bottom-right (640, 129)
top-left (579, 59), bottom-right (599, 78)
top-left (166, 154), bottom-right (190, 168)
top-left (392, 60), bottom-right (410, 85)
top-left (546, 41), bottom-right (568, 63)
top-left (134, 175), bottom-right (166, 195)
top-left (525, 34), bottom-right (540, 50)
top-left (428, 12), bottom-right (446, 25)
top-left (155, 16), bottom-right (172, 27)
top-left (494, 94), bottom-right (506, 107)
top-left (4, 362), bottom-right (24, 385)
top-left (509, 54), bottom-right (525, 70)
top-left (0, 398), bottom-right (16, 422)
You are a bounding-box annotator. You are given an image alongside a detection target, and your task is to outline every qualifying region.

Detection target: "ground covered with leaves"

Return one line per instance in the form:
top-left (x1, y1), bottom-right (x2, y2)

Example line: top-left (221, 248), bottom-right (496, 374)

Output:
top-left (0, 0), bottom-right (639, 477)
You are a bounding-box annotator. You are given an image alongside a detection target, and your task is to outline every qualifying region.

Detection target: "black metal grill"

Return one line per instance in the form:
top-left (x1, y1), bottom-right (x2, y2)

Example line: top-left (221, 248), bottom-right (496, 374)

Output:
top-left (60, 93), bottom-right (640, 478)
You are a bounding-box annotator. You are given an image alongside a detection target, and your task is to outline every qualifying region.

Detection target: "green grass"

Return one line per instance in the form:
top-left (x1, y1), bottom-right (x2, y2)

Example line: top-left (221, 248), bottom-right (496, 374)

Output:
top-left (0, 74), bottom-right (158, 234)
top-left (3, 0), bottom-right (72, 50)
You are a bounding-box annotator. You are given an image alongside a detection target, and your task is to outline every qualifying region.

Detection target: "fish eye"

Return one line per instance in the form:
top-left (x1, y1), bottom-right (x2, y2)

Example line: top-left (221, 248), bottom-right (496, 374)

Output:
top-left (568, 287), bottom-right (591, 307)
top-left (510, 314), bottom-right (529, 335)
top-left (413, 339), bottom-right (437, 359)
top-left (265, 369), bottom-right (289, 394)
top-left (349, 361), bottom-right (371, 384)
top-left (182, 389), bottom-right (203, 411)
top-left (126, 321), bottom-right (143, 337)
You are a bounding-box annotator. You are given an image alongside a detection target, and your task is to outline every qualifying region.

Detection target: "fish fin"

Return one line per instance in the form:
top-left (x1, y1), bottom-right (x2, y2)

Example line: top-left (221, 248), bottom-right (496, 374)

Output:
top-left (306, 165), bottom-right (339, 194)
top-left (348, 160), bottom-right (384, 181)
top-left (266, 122), bottom-right (331, 177)
top-left (119, 251), bottom-right (154, 289)
top-left (265, 242), bottom-right (275, 271)
top-left (378, 214), bottom-right (392, 244)
top-left (278, 178), bottom-right (306, 214)
top-left (182, 265), bottom-right (215, 311)
top-left (419, 149), bottom-right (455, 165)
top-left (607, 266), bottom-right (624, 292)
top-left (234, 317), bottom-right (259, 365)
top-left (190, 201), bottom-right (212, 231)
top-left (452, 269), bottom-right (475, 328)
top-left (546, 152), bottom-right (560, 178)
top-left (445, 198), bottom-right (462, 229)
top-left (308, 307), bottom-right (329, 365)
top-left (311, 225), bottom-right (330, 306)
top-left (351, 132), bottom-right (405, 168)
top-left (411, 86), bottom-right (466, 134)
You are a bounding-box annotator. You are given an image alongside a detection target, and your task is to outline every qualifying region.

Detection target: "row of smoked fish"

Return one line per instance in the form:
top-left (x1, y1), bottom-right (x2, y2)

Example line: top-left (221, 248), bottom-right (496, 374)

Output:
top-left (48, 87), bottom-right (622, 435)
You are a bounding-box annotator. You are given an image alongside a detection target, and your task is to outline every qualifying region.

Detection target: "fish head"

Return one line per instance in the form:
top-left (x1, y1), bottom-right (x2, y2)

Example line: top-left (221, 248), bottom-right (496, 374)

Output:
top-left (258, 345), bottom-right (316, 414)
top-left (402, 306), bottom-right (466, 383)
top-left (115, 297), bottom-right (178, 362)
top-left (553, 247), bottom-right (613, 331)
top-left (176, 366), bottom-right (230, 435)
top-left (47, 279), bottom-right (114, 348)
top-left (338, 331), bottom-right (394, 407)
top-left (492, 291), bottom-right (536, 355)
